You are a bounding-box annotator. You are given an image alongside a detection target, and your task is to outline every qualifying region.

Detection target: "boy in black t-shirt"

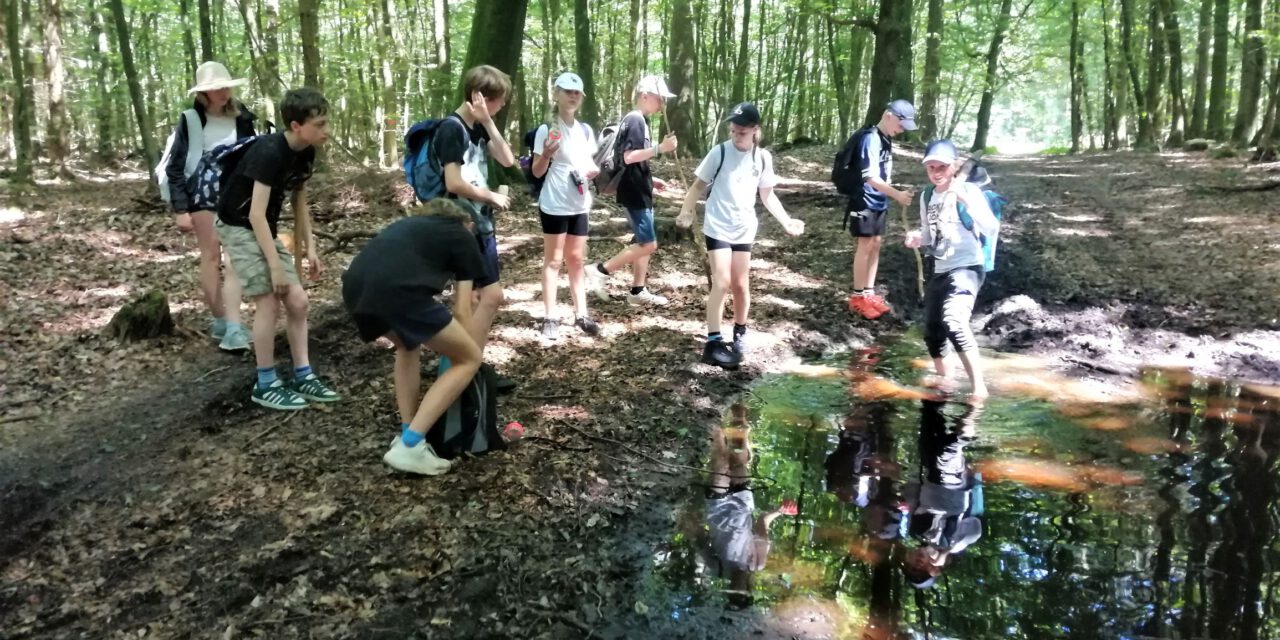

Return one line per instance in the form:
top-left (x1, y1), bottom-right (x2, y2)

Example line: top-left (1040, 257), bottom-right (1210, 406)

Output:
top-left (584, 75), bottom-right (679, 307)
top-left (216, 87), bottom-right (340, 411)
top-left (342, 200), bottom-right (486, 476)
top-left (434, 65), bottom-right (517, 359)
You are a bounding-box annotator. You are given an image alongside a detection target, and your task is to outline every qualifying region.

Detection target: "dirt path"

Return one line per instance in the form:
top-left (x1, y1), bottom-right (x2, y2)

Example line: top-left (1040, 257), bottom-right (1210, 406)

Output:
top-left (2, 147), bottom-right (1278, 638)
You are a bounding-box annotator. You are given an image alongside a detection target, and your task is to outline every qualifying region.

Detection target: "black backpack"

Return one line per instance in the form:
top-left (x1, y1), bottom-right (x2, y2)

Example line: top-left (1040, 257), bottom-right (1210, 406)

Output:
top-left (832, 127), bottom-right (872, 196)
top-left (425, 364), bottom-right (505, 459)
top-left (520, 121), bottom-right (593, 199)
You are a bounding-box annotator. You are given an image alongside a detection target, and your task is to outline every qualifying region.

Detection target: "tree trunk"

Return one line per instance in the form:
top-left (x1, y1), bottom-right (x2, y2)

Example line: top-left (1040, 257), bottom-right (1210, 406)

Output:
top-left (260, 0), bottom-right (283, 96)
top-left (1207, 0), bottom-right (1230, 139)
top-left (1161, 0), bottom-right (1186, 146)
top-left (1119, 0), bottom-right (1151, 147)
top-left (298, 0), bottom-right (322, 90)
top-left (461, 0), bottom-right (529, 133)
top-left (108, 0), bottom-right (158, 175)
top-left (731, 0), bottom-right (751, 105)
top-left (1070, 0), bottom-right (1084, 153)
top-left (429, 0), bottom-right (448, 112)
top-left (627, 0), bottom-right (642, 108)
top-left (1138, 0), bottom-right (1165, 149)
top-left (89, 0), bottom-right (113, 162)
top-left (1189, 0), bottom-right (1213, 138)
top-left (825, 19), bottom-right (849, 139)
top-left (378, 0), bottom-right (397, 167)
top-left (1232, 0), bottom-right (1264, 144)
top-left (971, 0), bottom-right (1014, 151)
top-left (42, 0), bottom-right (71, 178)
top-left (919, 0), bottom-right (944, 140)
top-left (178, 0), bottom-right (197, 79)
top-left (666, 0), bottom-right (700, 157)
top-left (574, 0), bottom-right (601, 125)
top-left (4, 0), bottom-right (33, 184)
top-left (861, 0), bottom-right (914, 127)
top-left (197, 0), bottom-right (213, 61)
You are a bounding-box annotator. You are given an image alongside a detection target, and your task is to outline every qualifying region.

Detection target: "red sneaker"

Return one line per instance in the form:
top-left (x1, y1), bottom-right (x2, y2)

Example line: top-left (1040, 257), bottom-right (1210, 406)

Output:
top-left (848, 295), bottom-right (885, 319)
top-left (867, 294), bottom-right (892, 316)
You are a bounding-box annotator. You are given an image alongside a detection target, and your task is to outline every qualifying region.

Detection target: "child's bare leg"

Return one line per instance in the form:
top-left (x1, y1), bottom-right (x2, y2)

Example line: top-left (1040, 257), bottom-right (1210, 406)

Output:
top-left (251, 293), bottom-right (278, 368)
top-left (956, 349), bottom-right (988, 398)
top-left (282, 284), bottom-right (310, 369)
top-left (406, 321), bottom-right (481, 435)
top-left (390, 337), bottom-right (421, 424)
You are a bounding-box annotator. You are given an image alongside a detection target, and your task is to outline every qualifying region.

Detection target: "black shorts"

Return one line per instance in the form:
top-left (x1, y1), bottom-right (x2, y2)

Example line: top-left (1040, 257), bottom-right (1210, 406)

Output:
top-left (704, 235), bottom-right (753, 252)
top-left (539, 210), bottom-right (590, 236)
top-left (475, 233), bottom-right (500, 289)
top-left (847, 209), bottom-right (888, 237)
top-left (352, 302), bottom-right (453, 350)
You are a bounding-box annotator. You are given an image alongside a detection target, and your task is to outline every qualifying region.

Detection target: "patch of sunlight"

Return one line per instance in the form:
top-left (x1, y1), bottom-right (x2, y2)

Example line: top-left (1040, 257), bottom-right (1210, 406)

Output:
top-left (754, 268), bottom-right (826, 290)
top-left (483, 343), bottom-right (517, 365)
top-left (650, 271), bottom-right (705, 290)
top-left (497, 233), bottom-right (540, 253)
top-left (978, 457), bottom-right (1144, 493)
top-left (502, 284), bottom-right (538, 303)
top-left (748, 258), bottom-right (774, 269)
top-left (43, 306), bottom-right (116, 334)
top-left (84, 285), bottom-right (133, 300)
top-left (1185, 215), bottom-right (1249, 225)
top-left (757, 294), bottom-right (803, 310)
top-left (0, 207), bottom-right (28, 224)
top-left (1046, 212), bottom-right (1101, 223)
top-left (629, 314), bottom-right (705, 336)
top-left (1050, 227), bottom-right (1112, 238)
top-left (535, 404), bottom-right (591, 421)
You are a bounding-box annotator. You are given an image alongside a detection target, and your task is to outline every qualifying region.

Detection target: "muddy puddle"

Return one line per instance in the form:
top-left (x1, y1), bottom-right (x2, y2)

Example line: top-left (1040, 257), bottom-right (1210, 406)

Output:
top-left (612, 333), bottom-right (1280, 640)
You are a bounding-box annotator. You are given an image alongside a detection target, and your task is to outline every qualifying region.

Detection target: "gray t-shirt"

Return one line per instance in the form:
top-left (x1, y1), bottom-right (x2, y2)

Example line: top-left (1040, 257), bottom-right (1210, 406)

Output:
top-left (694, 143), bottom-right (778, 244)
top-left (919, 182), bottom-right (997, 273)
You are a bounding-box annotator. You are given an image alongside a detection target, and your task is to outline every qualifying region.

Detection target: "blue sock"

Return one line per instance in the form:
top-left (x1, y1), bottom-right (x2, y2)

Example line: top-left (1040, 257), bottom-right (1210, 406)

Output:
top-left (438, 356), bottom-right (452, 374)
top-left (294, 365), bottom-right (313, 379)
top-left (708, 332), bottom-right (723, 342)
top-left (257, 367), bottom-right (278, 389)
top-left (401, 429), bottom-right (424, 447)
top-left (225, 321), bottom-right (243, 334)
top-left (400, 422), bottom-right (411, 434)
top-left (212, 316), bottom-right (227, 334)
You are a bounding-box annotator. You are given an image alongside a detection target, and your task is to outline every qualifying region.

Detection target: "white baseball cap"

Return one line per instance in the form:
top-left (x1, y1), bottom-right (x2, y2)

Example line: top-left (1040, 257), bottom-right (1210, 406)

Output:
top-left (635, 75), bottom-right (676, 99)
top-left (554, 72), bottom-right (585, 94)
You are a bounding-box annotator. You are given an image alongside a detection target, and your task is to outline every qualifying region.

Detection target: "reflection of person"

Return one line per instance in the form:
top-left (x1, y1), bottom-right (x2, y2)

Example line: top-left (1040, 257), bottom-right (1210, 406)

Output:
top-left (901, 399), bottom-right (984, 589)
top-left (704, 404), bottom-right (796, 607)
top-left (825, 403), bottom-right (890, 508)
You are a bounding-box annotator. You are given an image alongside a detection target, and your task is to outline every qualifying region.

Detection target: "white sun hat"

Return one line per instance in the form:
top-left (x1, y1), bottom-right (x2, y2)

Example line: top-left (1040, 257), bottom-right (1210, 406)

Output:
top-left (188, 61), bottom-right (249, 96)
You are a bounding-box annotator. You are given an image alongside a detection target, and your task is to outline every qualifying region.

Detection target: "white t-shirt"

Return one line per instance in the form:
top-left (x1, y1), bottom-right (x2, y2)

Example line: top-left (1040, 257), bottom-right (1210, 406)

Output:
top-left (918, 181), bottom-right (998, 273)
top-left (533, 120), bottom-right (599, 215)
top-left (694, 142), bottom-right (778, 244)
top-left (202, 115), bottom-right (238, 153)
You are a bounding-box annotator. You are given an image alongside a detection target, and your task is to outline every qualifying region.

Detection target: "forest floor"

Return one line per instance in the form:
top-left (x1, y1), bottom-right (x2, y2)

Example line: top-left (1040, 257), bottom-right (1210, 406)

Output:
top-left (2, 144), bottom-right (1279, 639)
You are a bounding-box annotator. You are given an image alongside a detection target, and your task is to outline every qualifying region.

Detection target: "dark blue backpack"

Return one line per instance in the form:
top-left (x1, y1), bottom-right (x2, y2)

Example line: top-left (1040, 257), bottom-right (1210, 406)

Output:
top-left (404, 115), bottom-right (466, 202)
top-left (924, 166), bottom-right (1007, 272)
top-left (186, 135), bottom-right (262, 211)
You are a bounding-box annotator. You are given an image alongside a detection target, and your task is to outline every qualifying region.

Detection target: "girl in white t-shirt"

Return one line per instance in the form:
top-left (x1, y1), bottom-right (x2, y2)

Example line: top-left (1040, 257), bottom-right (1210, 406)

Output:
top-left (677, 103), bottom-right (804, 369)
top-left (531, 72), bottom-right (601, 340)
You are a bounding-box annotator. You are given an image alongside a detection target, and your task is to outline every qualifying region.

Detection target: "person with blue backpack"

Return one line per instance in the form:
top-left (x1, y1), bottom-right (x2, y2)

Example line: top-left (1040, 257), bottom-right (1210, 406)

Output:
top-left (904, 140), bottom-right (1000, 401)
top-left (530, 72), bottom-right (601, 340)
top-left (214, 87), bottom-right (340, 411)
top-left (159, 61), bottom-right (257, 352)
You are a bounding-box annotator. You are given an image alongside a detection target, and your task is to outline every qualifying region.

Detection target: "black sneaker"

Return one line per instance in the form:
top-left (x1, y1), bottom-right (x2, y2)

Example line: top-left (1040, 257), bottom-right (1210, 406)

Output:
top-left (542, 318), bottom-right (560, 340)
top-left (574, 316), bottom-right (600, 336)
top-left (701, 340), bottom-right (743, 369)
top-left (481, 363), bottom-right (517, 395)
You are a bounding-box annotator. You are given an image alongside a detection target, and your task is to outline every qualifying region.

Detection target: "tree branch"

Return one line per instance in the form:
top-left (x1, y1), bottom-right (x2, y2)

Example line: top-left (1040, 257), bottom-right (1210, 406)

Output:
top-left (827, 14), bottom-right (878, 32)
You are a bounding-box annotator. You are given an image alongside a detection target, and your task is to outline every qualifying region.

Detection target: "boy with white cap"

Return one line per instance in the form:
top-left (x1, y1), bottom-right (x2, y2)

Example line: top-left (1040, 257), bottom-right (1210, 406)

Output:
top-left (845, 99), bottom-right (917, 320)
top-left (585, 75), bottom-right (679, 306)
top-left (531, 72), bottom-right (601, 339)
top-left (677, 103), bottom-right (804, 368)
top-left (904, 139), bottom-right (997, 400)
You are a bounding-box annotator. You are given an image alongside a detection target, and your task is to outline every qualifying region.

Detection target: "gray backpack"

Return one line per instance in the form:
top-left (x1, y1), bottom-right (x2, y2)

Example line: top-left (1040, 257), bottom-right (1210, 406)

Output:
top-left (155, 109), bottom-right (203, 204)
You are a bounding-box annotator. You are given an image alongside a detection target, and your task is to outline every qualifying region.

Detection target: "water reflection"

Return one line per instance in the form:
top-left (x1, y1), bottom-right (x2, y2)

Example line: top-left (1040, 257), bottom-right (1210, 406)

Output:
top-left (638, 346), bottom-right (1280, 640)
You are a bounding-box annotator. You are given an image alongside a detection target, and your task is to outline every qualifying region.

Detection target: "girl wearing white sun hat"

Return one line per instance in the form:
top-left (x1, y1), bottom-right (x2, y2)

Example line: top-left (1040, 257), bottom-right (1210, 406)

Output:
top-left (163, 61), bottom-right (260, 352)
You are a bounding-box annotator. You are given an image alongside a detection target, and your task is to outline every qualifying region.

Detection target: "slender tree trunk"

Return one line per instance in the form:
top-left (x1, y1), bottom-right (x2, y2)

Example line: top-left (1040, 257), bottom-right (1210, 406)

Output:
top-left (42, 0), bottom-right (71, 177)
top-left (430, 0), bottom-right (448, 112)
top-left (1070, 0), bottom-right (1084, 153)
top-left (1251, 57), bottom-right (1280, 158)
top-left (197, 0), bottom-right (213, 61)
top-left (378, 0), bottom-right (397, 167)
top-left (298, 0), bottom-right (322, 90)
top-left (574, 0), bottom-right (601, 124)
top-left (731, 0), bottom-right (751, 105)
top-left (918, 0), bottom-right (944, 140)
top-left (4, 0), bottom-right (32, 183)
top-left (861, 0), bottom-right (914, 127)
top-left (108, 0), bottom-right (158, 177)
top-left (1207, 0), bottom-right (1231, 139)
top-left (1139, 0), bottom-right (1165, 149)
top-left (89, 0), bottom-right (113, 162)
top-left (1102, 0), bottom-right (1117, 148)
top-left (826, 20), bottom-right (849, 138)
top-left (971, 0), bottom-right (1014, 151)
top-left (178, 0), bottom-right (197, 79)
top-left (1232, 0), bottom-right (1264, 144)
top-left (1119, 0), bottom-right (1151, 146)
top-left (1189, 0), bottom-right (1213, 137)
top-left (261, 0), bottom-right (283, 97)
top-left (666, 0), bottom-right (700, 157)
top-left (626, 0), bottom-right (642, 107)
top-left (1161, 0), bottom-right (1186, 146)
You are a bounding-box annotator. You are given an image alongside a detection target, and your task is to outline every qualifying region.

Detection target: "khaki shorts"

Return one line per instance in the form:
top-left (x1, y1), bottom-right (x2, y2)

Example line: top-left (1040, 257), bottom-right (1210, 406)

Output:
top-left (216, 220), bottom-right (300, 297)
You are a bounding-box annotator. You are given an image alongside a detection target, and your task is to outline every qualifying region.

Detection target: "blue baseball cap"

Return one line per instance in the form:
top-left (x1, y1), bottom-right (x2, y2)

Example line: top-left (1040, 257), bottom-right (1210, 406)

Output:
top-left (887, 99), bottom-right (918, 131)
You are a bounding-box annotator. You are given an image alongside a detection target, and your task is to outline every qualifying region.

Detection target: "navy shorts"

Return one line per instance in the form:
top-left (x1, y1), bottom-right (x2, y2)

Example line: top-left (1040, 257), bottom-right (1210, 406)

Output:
top-left (704, 235), bottom-right (752, 252)
top-left (539, 210), bottom-right (590, 236)
top-left (352, 302), bottom-right (453, 350)
top-left (475, 233), bottom-right (500, 289)
top-left (847, 209), bottom-right (888, 238)
top-left (627, 207), bottom-right (657, 245)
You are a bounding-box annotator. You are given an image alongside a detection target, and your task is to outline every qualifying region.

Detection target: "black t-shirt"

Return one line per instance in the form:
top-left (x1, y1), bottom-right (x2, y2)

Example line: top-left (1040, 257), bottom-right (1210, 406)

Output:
top-left (432, 114), bottom-right (491, 198)
top-left (615, 111), bottom-right (653, 210)
top-left (217, 133), bottom-right (315, 237)
top-left (341, 216), bottom-right (488, 317)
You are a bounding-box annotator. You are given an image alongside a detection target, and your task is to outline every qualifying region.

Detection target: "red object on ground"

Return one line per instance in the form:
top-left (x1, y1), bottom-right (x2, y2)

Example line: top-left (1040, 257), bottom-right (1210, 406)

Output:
top-left (503, 421), bottom-right (525, 441)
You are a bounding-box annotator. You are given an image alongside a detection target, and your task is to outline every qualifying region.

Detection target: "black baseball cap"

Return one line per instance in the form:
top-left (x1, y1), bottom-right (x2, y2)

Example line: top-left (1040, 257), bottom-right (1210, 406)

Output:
top-left (726, 102), bottom-right (762, 127)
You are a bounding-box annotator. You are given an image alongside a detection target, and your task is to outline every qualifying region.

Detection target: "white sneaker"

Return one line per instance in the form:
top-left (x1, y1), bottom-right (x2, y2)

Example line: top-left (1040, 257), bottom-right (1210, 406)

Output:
top-left (627, 288), bottom-right (668, 306)
top-left (383, 438), bottom-right (452, 476)
top-left (584, 263), bottom-right (611, 302)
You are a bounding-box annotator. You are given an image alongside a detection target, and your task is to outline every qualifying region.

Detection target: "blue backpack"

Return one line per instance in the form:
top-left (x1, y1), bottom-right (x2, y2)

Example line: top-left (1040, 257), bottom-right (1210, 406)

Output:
top-left (924, 167), bottom-right (1008, 272)
top-left (404, 115), bottom-right (467, 202)
top-left (186, 135), bottom-right (262, 211)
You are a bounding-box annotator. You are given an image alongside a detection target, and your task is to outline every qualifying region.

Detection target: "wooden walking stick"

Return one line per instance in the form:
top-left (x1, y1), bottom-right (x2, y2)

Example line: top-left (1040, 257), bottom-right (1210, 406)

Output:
top-left (897, 201), bottom-right (925, 300)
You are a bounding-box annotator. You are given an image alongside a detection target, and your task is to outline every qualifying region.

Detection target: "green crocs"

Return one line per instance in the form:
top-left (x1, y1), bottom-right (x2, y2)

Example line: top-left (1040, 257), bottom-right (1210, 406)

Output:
top-left (252, 379), bottom-right (309, 411)
top-left (292, 373), bottom-right (340, 403)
